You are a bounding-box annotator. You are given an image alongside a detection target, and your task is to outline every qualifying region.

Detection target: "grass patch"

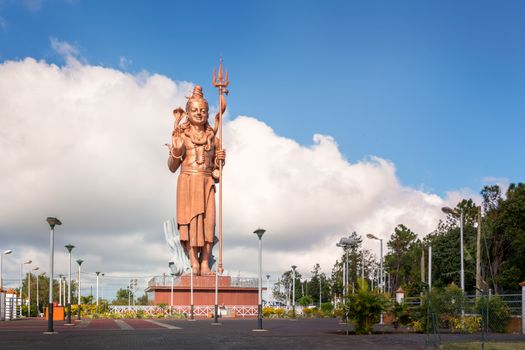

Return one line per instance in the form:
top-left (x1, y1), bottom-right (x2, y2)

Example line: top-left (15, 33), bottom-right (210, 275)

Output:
top-left (443, 342), bottom-right (525, 350)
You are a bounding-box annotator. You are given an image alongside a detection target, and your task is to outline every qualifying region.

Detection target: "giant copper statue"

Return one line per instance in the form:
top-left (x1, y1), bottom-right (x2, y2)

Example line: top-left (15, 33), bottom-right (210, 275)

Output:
top-left (166, 63), bottom-right (228, 276)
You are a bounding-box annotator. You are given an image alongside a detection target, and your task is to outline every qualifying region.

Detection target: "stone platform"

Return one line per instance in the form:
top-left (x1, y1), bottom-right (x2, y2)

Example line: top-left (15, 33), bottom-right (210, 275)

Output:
top-left (145, 275), bottom-right (261, 306)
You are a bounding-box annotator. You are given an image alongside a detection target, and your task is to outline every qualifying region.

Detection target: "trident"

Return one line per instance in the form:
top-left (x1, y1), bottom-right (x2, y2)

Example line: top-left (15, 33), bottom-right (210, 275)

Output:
top-left (212, 59), bottom-right (229, 275)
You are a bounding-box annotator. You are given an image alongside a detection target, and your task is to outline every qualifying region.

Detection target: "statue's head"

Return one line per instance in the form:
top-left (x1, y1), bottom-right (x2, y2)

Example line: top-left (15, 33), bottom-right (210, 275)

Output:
top-left (186, 85), bottom-right (209, 127)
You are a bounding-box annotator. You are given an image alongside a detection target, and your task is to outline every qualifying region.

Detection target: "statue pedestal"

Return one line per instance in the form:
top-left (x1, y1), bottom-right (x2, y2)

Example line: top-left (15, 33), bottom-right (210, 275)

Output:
top-left (178, 275), bottom-right (232, 288)
top-left (145, 274), bottom-right (261, 317)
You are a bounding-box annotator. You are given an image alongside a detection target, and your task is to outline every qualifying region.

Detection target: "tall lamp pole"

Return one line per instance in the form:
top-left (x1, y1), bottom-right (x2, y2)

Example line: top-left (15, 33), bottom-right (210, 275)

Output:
top-left (366, 234), bottom-right (384, 292)
top-left (170, 272), bottom-right (174, 316)
top-left (76, 259), bottom-right (83, 321)
top-left (190, 266), bottom-right (194, 320)
top-left (291, 265), bottom-right (297, 319)
top-left (37, 272), bottom-right (45, 316)
top-left (0, 250), bottom-right (13, 291)
top-left (266, 274), bottom-right (270, 305)
top-left (45, 217), bottom-right (62, 334)
top-left (95, 272), bottom-right (100, 314)
top-left (20, 259), bottom-right (32, 318)
top-left (29, 267), bottom-right (39, 317)
top-left (442, 207), bottom-right (464, 293)
top-left (254, 229), bottom-right (265, 330)
top-left (58, 274), bottom-right (63, 305)
top-left (64, 244), bottom-right (74, 325)
top-left (442, 206), bottom-right (465, 320)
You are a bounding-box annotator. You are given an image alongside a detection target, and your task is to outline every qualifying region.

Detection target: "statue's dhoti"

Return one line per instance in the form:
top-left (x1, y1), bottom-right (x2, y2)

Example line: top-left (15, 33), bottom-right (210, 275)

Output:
top-left (176, 170), bottom-right (216, 247)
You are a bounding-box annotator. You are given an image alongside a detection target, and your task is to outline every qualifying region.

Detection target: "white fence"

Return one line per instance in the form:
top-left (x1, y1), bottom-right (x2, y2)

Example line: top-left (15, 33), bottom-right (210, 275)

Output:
top-left (1, 292), bottom-right (21, 321)
top-left (108, 304), bottom-right (302, 317)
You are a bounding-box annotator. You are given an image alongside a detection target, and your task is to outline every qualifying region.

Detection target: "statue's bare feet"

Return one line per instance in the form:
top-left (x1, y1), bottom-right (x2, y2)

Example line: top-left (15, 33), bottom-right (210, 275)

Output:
top-left (192, 263), bottom-right (200, 276)
top-left (200, 262), bottom-right (213, 275)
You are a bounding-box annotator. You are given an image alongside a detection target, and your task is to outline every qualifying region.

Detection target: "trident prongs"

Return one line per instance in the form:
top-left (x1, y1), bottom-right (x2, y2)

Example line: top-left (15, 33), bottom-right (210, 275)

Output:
top-left (212, 58), bottom-right (229, 89)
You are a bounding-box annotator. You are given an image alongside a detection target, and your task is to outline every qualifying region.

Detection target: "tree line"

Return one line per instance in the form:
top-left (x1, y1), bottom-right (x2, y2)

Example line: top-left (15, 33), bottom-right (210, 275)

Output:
top-left (275, 183), bottom-right (525, 304)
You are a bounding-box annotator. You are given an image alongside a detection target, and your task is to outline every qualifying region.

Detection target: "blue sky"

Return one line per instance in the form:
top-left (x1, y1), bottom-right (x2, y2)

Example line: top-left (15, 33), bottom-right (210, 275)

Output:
top-left (2, 0), bottom-right (523, 195)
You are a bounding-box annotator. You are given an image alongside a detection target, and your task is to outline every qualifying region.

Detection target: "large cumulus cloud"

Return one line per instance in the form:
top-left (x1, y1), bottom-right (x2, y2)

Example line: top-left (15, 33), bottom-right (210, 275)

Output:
top-left (0, 55), bottom-right (449, 297)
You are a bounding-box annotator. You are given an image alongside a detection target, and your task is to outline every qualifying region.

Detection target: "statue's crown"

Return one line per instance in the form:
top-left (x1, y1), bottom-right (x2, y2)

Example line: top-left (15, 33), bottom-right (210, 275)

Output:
top-left (188, 85), bottom-right (205, 100)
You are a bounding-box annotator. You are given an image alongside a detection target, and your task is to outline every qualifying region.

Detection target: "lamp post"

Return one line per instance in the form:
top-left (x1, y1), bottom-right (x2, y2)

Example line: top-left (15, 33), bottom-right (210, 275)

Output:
top-left (442, 207), bottom-right (464, 292)
top-left (28, 267), bottom-right (39, 317)
top-left (64, 244), bottom-right (74, 325)
top-left (58, 274), bottom-right (63, 306)
top-left (37, 272), bottom-right (45, 316)
top-left (254, 228), bottom-right (265, 330)
top-left (20, 260), bottom-right (32, 318)
top-left (45, 216), bottom-right (62, 334)
top-left (367, 233), bottom-right (384, 325)
top-left (442, 206), bottom-right (465, 321)
top-left (266, 274), bottom-right (270, 305)
top-left (336, 236), bottom-right (356, 294)
top-left (95, 272), bottom-right (100, 314)
top-left (190, 266), bottom-right (194, 320)
top-left (291, 265), bottom-right (297, 319)
top-left (101, 273), bottom-right (105, 302)
top-left (62, 276), bottom-right (67, 309)
top-left (366, 234), bottom-right (383, 293)
top-left (0, 250), bottom-right (12, 290)
top-left (170, 272), bottom-right (174, 316)
top-left (76, 259), bottom-right (83, 321)
top-left (213, 261), bottom-right (220, 325)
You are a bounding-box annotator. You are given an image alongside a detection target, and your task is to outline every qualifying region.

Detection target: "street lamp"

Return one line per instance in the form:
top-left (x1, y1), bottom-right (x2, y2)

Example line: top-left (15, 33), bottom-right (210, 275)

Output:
top-left (366, 234), bottom-right (384, 293)
top-left (64, 244), bottom-right (74, 325)
top-left (442, 206), bottom-right (465, 321)
top-left (441, 207), bottom-right (464, 293)
top-left (170, 272), bottom-right (174, 316)
top-left (45, 216), bottom-right (62, 334)
top-left (367, 233), bottom-right (384, 325)
top-left (95, 272), bottom-right (101, 314)
top-left (76, 259), bottom-right (83, 321)
top-left (291, 265), bottom-right (297, 319)
top-left (29, 267), bottom-right (39, 317)
top-left (0, 249), bottom-right (13, 290)
top-left (101, 273), bottom-right (105, 302)
top-left (58, 274), bottom-right (63, 305)
top-left (336, 236), bottom-right (357, 295)
top-left (37, 272), bottom-right (46, 316)
top-left (266, 274), bottom-right (270, 305)
top-left (20, 259), bottom-right (32, 318)
top-left (254, 228), bottom-right (265, 330)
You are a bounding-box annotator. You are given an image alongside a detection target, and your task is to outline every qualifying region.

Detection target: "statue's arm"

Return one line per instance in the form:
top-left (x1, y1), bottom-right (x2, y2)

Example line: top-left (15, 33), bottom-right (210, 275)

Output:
top-left (214, 137), bottom-right (226, 168)
top-left (168, 130), bottom-right (184, 173)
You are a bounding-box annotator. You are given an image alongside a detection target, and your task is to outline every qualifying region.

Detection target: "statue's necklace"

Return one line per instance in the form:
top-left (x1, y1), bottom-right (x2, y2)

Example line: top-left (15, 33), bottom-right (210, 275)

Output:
top-left (188, 129), bottom-right (207, 165)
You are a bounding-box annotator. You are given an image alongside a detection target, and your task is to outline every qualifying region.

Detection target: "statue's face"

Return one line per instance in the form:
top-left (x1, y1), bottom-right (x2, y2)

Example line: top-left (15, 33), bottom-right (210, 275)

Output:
top-left (187, 100), bottom-right (208, 126)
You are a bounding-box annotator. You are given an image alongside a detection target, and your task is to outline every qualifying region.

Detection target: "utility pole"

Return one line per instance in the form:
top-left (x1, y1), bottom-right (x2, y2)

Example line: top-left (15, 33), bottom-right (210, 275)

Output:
top-left (476, 206), bottom-right (482, 297)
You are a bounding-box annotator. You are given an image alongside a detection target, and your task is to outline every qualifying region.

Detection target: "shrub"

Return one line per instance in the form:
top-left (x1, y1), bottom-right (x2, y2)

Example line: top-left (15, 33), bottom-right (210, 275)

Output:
top-left (302, 307), bottom-right (314, 317)
top-left (320, 302), bottom-right (333, 314)
top-left (391, 301), bottom-right (413, 327)
top-left (297, 295), bottom-right (313, 307)
top-left (477, 295), bottom-right (511, 333)
top-left (448, 315), bottom-right (481, 333)
top-left (274, 308), bottom-right (285, 318)
top-left (262, 307), bottom-right (275, 317)
top-left (346, 280), bottom-right (389, 334)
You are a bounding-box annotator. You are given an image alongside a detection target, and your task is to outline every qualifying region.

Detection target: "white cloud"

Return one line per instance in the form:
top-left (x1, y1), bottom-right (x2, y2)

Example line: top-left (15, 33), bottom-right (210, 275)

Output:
top-left (50, 37), bottom-right (81, 64)
top-left (0, 56), bottom-right (453, 297)
top-left (119, 56), bottom-right (132, 69)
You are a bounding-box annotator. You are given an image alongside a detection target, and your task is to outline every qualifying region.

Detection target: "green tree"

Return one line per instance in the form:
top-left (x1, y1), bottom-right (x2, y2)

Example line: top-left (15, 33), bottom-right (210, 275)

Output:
top-left (136, 294), bottom-right (148, 305)
top-left (384, 224), bottom-right (422, 294)
top-left (112, 288), bottom-right (131, 305)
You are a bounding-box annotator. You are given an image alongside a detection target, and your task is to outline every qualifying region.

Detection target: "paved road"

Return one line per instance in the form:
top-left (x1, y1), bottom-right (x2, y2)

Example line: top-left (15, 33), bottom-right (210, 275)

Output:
top-left (0, 318), bottom-right (523, 349)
